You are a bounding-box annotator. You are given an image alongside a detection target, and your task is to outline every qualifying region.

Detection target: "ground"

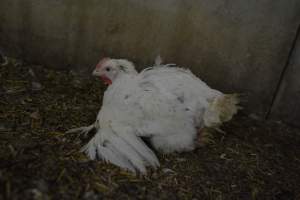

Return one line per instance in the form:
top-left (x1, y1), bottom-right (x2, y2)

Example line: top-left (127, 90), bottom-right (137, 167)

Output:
top-left (0, 59), bottom-right (299, 200)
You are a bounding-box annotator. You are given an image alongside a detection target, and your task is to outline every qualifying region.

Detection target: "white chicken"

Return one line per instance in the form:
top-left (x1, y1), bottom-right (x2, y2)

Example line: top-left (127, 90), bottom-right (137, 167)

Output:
top-left (68, 57), bottom-right (239, 173)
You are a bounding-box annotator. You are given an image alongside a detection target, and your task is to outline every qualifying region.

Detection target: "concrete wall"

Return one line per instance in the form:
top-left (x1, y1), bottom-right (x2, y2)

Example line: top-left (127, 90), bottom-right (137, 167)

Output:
top-left (270, 28), bottom-right (300, 126)
top-left (0, 0), bottom-right (300, 116)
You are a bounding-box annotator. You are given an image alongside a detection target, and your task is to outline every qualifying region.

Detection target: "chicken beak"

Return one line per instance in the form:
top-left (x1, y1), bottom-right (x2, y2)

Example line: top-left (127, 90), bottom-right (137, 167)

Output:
top-left (92, 69), bottom-right (101, 76)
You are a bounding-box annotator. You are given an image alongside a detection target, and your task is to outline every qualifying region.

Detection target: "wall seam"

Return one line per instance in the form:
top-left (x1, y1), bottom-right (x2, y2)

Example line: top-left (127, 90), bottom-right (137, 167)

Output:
top-left (266, 23), bottom-right (300, 119)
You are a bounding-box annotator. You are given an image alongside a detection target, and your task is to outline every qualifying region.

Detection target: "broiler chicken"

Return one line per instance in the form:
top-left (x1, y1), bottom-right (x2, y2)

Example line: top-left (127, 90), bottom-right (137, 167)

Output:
top-left (67, 57), bottom-right (239, 173)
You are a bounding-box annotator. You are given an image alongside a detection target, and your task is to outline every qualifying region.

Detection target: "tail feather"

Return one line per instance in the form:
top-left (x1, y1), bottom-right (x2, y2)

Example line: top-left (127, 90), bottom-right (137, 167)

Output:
top-left (154, 55), bottom-right (163, 66)
top-left (218, 94), bottom-right (240, 122)
top-left (204, 93), bottom-right (241, 127)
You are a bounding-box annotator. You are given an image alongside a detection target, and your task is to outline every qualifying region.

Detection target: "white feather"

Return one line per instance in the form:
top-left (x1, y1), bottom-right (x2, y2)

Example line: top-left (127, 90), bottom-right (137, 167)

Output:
top-left (154, 55), bottom-right (163, 66)
top-left (75, 59), bottom-right (239, 174)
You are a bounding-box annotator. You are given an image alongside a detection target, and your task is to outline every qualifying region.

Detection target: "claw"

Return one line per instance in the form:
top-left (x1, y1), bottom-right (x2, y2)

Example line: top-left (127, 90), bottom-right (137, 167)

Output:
top-left (66, 124), bottom-right (95, 137)
top-left (196, 127), bottom-right (214, 147)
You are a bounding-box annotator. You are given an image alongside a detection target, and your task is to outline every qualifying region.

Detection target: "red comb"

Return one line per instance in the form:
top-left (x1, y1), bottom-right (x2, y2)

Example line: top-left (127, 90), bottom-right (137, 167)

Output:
top-left (96, 57), bottom-right (110, 69)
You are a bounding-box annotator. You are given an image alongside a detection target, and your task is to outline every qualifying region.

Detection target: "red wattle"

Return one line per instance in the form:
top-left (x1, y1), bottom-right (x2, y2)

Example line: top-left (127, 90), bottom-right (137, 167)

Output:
top-left (100, 76), bottom-right (112, 85)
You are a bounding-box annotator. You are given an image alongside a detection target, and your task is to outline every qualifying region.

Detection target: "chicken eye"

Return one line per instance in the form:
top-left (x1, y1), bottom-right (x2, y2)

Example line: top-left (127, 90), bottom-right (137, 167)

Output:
top-left (105, 67), bottom-right (111, 72)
